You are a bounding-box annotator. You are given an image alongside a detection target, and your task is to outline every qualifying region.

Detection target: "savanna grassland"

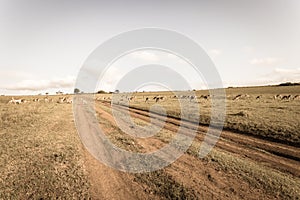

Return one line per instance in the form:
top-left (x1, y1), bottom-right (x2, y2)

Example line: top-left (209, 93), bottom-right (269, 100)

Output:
top-left (0, 96), bottom-right (90, 199)
top-left (104, 85), bottom-right (300, 146)
top-left (0, 85), bottom-right (300, 199)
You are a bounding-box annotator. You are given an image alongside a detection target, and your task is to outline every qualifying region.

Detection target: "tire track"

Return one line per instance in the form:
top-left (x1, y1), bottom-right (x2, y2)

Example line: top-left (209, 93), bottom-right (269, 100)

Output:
top-left (94, 102), bottom-right (288, 199)
top-left (99, 101), bottom-right (300, 177)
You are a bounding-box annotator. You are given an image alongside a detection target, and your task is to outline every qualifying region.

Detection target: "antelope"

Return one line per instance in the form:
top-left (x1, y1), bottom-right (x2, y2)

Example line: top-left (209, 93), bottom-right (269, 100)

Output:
top-left (281, 95), bottom-right (291, 100)
top-left (8, 97), bottom-right (22, 104)
top-left (154, 96), bottom-right (164, 102)
top-left (233, 94), bottom-right (250, 101)
top-left (256, 95), bottom-right (262, 100)
top-left (202, 95), bottom-right (210, 100)
top-left (33, 98), bottom-right (41, 102)
top-left (233, 94), bottom-right (242, 100)
top-left (8, 99), bottom-right (14, 104)
top-left (66, 97), bottom-right (73, 104)
top-left (57, 97), bottom-right (65, 103)
top-left (189, 96), bottom-right (196, 102)
top-left (293, 95), bottom-right (300, 100)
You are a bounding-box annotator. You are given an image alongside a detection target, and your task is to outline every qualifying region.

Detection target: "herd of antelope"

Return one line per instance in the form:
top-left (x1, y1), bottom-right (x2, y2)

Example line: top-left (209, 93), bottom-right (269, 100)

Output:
top-left (96, 93), bottom-right (300, 104)
top-left (231, 94), bottom-right (300, 101)
top-left (7, 96), bottom-right (73, 105)
top-left (6, 93), bottom-right (300, 105)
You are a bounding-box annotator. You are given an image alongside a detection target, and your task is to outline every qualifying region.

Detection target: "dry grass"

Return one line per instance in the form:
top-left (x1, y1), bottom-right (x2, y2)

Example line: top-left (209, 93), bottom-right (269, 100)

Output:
top-left (96, 100), bottom-right (300, 199)
top-left (134, 170), bottom-right (198, 200)
top-left (97, 85), bottom-right (300, 146)
top-left (187, 141), bottom-right (300, 199)
top-left (0, 84), bottom-right (299, 199)
top-left (206, 150), bottom-right (300, 199)
top-left (0, 101), bottom-right (90, 199)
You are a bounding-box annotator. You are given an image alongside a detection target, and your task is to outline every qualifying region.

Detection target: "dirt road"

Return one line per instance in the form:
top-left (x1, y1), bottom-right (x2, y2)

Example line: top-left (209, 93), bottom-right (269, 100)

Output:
top-left (106, 102), bottom-right (300, 176)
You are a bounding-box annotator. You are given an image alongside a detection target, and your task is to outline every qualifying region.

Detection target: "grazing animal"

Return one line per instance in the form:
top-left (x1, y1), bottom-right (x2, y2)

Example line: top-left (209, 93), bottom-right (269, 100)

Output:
top-left (14, 98), bottom-right (22, 104)
top-left (189, 96), bottom-right (195, 102)
top-left (256, 95), bottom-right (262, 100)
top-left (57, 96), bottom-right (72, 104)
top-left (281, 95), bottom-right (291, 100)
top-left (8, 97), bottom-right (22, 104)
top-left (274, 94), bottom-right (282, 100)
top-left (154, 96), bottom-right (164, 102)
top-left (293, 95), bottom-right (300, 100)
top-left (233, 94), bottom-right (250, 100)
top-left (33, 98), bottom-right (41, 102)
top-left (57, 97), bottom-right (66, 103)
top-left (66, 97), bottom-right (73, 104)
top-left (233, 94), bottom-right (242, 100)
top-left (203, 95), bottom-right (209, 100)
top-left (8, 99), bottom-right (14, 104)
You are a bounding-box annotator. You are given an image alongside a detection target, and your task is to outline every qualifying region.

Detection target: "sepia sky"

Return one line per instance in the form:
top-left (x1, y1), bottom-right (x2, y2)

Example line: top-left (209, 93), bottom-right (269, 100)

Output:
top-left (0, 0), bottom-right (300, 95)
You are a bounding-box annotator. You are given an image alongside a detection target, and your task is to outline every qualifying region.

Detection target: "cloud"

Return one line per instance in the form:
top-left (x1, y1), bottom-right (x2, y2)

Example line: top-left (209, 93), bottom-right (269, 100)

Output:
top-left (208, 49), bottom-right (222, 57)
top-left (3, 76), bottom-right (75, 91)
top-left (97, 66), bottom-right (124, 92)
top-left (250, 57), bottom-right (283, 65)
top-left (222, 67), bottom-right (300, 87)
top-left (257, 68), bottom-right (300, 84)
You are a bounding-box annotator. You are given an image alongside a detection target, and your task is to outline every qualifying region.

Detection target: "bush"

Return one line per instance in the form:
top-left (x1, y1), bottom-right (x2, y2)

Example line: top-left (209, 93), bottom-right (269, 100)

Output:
top-left (97, 90), bottom-right (107, 94)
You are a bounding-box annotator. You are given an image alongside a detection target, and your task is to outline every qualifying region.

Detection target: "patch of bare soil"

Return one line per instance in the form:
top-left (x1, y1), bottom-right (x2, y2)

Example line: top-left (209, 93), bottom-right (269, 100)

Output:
top-left (74, 103), bottom-right (161, 199)
top-left (82, 149), bottom-right (160, 200)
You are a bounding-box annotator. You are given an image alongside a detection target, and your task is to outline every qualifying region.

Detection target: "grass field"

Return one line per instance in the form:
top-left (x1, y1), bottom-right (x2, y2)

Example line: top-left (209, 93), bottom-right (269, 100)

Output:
top-left (0, 85), bottom-right (299, 199)
top-left (0, 100), bottom-right (90, 199)
top-left (95, 103), bottom-right (300, 199)
top-left (98, 85), bottom-right (300, 146)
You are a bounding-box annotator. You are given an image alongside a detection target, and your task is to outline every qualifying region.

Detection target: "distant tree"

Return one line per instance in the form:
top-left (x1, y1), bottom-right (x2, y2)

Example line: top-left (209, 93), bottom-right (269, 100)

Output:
top-left (114, 89), bottom-right (120, 94)
top-left (74, 88), bottom-right (80, 94)
top-left (97, 90), bottom-right (107, 94)
top-left (45, 92), bottom-right (49, 95)
top-left (279, 82), bottom-right (300, 86)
